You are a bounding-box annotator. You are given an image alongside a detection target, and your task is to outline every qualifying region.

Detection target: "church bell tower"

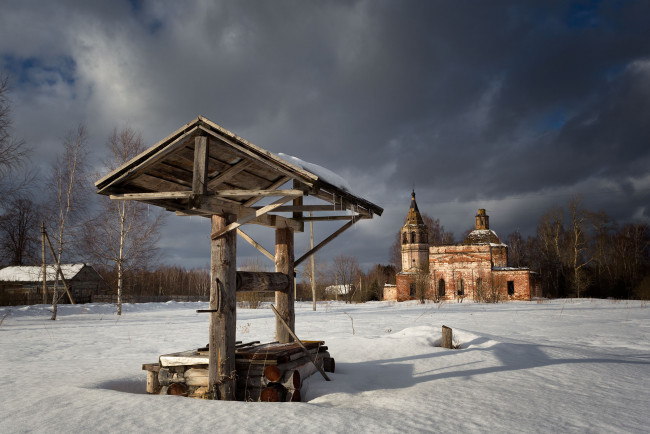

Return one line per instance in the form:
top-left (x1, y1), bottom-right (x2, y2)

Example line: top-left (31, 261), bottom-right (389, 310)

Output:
top-left (401, 191), bottom-right (429, 272)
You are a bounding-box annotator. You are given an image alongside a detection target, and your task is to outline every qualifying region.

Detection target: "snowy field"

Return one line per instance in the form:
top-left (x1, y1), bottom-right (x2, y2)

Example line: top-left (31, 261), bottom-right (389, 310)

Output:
top-left (0, 299), bottom-right (648, 433)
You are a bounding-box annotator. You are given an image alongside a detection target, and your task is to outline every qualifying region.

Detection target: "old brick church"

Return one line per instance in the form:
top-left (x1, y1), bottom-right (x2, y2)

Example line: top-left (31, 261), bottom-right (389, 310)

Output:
top-left (384, 192), bottom-right (541, 302)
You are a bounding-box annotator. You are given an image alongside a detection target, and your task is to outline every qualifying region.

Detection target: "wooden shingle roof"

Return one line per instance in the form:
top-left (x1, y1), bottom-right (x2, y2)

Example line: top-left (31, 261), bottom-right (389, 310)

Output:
top-left (95, 117), bottom-right (382, 265)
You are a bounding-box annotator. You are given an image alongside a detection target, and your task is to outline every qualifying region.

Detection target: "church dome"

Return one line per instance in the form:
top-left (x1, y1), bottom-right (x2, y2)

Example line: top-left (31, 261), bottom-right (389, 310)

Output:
top-left (464, 229), bottom-right (502, 245)
top-left (463, 209), bottom-right (504, 245)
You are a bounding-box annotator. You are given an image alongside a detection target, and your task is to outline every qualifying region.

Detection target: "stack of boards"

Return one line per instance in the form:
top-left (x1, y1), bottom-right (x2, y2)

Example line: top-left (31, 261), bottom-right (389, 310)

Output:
top-left (142, 340), bottom-right (334, 402)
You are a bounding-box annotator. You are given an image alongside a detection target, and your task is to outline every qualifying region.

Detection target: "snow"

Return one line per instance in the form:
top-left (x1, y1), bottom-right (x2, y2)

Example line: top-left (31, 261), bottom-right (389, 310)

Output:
top-left (1, 299), bottom-right (648, 433)
top-left (278, 153), bottom-right (352, 193)
top-left (0, 264), bottom-right (85, 282)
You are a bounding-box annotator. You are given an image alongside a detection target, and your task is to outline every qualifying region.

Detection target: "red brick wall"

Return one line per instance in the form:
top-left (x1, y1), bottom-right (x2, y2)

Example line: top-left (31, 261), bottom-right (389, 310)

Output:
top-left (394, 273), bottom-right (416, 301)
top-left (493, 269), bottom-right (532, 301)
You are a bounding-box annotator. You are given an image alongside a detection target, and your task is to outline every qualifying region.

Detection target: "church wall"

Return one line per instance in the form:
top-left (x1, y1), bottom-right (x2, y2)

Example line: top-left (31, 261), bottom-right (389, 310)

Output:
top-left (491, 245), bottom-right (508, 267)
top-left (429, 245), bottom-right (493, 301)
top-left (401, 243), bottom-right (429, 272)
top-left (492, 269), bottom-right (533, 301)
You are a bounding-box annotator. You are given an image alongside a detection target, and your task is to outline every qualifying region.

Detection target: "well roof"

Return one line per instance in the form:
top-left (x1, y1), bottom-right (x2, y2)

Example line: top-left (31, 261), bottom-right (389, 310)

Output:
top-left (95, 116), bottom-right (383, 223)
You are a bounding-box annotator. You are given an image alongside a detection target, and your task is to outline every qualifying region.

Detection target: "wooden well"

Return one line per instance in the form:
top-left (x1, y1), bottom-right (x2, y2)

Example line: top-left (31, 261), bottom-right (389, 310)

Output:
top-left (95, 116), bottom-right (382, 400)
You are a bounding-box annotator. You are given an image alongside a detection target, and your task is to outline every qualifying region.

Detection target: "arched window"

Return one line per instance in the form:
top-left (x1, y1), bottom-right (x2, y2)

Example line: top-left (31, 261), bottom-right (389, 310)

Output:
top-left (402, 232), bottom-right (407, 244)
top-left (438, 278), bottom-right (445, 297)
top-left (411, 231), bottom-right (416, 243)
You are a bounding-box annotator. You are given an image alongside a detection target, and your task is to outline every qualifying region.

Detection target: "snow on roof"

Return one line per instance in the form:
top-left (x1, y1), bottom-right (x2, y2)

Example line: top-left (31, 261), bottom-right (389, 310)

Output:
top-left (325, 284), bottom-right (353, 295)
top-left (0, 264), bottom-right (86, 282)
top-left (278, 153), bottom-right (352, 193)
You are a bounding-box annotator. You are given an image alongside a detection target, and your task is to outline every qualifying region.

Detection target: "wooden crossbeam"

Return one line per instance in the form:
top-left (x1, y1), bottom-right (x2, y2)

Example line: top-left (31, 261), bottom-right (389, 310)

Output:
top-left (243, 176), bottom-right (291, 207)
top-left (236, 228), bottom-right (275, 262)
top-left (296, 215), bottom-right (366, 222)
top-left (110, 191), bottom-right (193, 201)
top-left (211, 195), bottom-right (299, 240)
top-left (294, 219), bottom-right (359, 267)
top-left (207, 159), bottom-right (253, 189)
top-left (253, 205), bottom-right (343, 212)
top-left (215, 189), bottom-right (304, 198)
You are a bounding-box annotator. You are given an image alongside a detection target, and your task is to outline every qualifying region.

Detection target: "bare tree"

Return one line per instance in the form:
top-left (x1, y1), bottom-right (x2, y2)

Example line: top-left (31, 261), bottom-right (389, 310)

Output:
top-left (0, 197), bottom-right (41, 266)
top-left (414, 261), bottom-right (431, 303)
top-left (331, 254), bottom-right (360, 304)
top-left (536, 206), bottom-right (565, 297)
top-left (0, 75), bottom-right (30, 203)
top-left (46, 125), bottom-right (89, 320)
top-left (82, 127), bottom-right (165, 315)
top-left (566, 195), bottom-right (591, 297)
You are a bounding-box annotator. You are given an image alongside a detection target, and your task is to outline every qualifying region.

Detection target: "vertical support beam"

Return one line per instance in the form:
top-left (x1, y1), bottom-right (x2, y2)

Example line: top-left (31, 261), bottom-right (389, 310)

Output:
top-left (275, 227), bottom-right (295, 343)
top-left (209, 213), bottom-right (237, 400)
top-left (193, 136), bottom-right (209, 195)
top-left (310, 213), bottom-right (316, 311)
top-left (292, 180), bottom-right (303, 301)
top-left (41, 222), bottom-right (47, 304)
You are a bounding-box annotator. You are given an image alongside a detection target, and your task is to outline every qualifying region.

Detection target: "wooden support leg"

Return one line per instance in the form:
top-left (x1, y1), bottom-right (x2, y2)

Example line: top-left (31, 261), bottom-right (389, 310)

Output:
top-left (275, 227), bottom-right (295, 343)
top-left (209, 214), bottom-right (237, 400)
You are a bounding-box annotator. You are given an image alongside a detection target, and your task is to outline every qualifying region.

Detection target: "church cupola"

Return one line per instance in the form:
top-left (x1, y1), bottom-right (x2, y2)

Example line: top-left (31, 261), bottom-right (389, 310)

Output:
top-left (475, 208), bottom-right (489, 230)
top-left (400, 191), bottom-right (429, 272)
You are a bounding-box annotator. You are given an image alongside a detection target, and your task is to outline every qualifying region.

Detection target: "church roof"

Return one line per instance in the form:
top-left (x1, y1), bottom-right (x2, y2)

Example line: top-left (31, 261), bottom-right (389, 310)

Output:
top-left (404, 191), bottom-right (425, 226)
top-left (464, 229), bottom-right (503, 245)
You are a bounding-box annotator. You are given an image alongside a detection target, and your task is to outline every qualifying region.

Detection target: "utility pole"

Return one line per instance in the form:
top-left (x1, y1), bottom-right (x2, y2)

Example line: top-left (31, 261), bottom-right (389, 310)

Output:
top-left (310, 212), bottom-right (316, 311)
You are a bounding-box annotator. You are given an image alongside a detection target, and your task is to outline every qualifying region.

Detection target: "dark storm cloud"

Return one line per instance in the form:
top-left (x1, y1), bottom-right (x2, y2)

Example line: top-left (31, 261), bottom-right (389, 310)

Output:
top-left (1, 0), bottom-right (649, 268)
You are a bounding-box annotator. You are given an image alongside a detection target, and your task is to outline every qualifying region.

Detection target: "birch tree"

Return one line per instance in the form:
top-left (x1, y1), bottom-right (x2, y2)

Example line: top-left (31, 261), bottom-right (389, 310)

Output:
top-left (82, 127), bottom-right (165, 315)
top-left (566, 196), bottom-right (591, 297)
top-left (47, 125), bottom-right (89, 320)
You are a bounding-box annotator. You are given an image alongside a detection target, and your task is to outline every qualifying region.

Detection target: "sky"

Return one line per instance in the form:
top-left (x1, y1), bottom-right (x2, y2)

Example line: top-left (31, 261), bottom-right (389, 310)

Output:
top-left (1, 0), bottom-right (650, 271)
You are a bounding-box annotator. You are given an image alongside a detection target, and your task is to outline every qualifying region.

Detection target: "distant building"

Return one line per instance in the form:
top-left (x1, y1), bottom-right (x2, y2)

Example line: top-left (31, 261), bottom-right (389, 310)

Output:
top-left (0, 264), bottom-right (110, 306)
top-left (385, 192), bottom-right (541, 302)
top-left (325, 284), bottom-right (354, 299)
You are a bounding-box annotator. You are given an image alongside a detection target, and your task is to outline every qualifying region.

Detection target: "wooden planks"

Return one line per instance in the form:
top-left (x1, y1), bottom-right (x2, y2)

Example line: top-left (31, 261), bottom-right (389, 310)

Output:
top-left (146, 341), bottom-right (334, 401)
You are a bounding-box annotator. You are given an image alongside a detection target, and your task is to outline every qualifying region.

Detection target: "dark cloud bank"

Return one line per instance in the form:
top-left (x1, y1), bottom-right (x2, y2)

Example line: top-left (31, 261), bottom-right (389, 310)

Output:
top-left (1, 0), bottom-right (649, 269)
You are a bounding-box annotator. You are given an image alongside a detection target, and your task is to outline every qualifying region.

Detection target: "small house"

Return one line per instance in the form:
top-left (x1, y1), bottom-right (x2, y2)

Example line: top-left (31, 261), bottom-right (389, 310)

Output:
top-left (0, 264), bottom-right (110, 305)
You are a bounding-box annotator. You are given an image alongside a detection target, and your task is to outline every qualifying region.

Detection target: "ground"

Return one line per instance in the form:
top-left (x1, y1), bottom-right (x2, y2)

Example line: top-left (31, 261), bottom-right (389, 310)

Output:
top-left (0, 299), bottom-right (648, 433)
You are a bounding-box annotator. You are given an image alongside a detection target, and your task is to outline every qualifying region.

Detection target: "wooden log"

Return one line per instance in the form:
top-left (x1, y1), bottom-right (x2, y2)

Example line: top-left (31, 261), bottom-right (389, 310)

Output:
top-left (241, 368), bottom-right (300, 389)
top-left (146, 370), bottom-right (161, 394)
top-left (168, 382), bottom-right (188, 396)
top-left (209, 213), bottom-right (237, 400)
top-left (274, 228), bottom-right (295, 343)
top-left (287, 389), bottom-right (301, 402)
top-left (442, 325), bottom-right (453, 349)
top-left (323, 357), bottom-right (335, 373)
top-left (158, 367), bottom-right (171, 386)
top-left (260, 383), bottom-right (287, 402)
top-left (271, 305), bottom-right (330, 381)
top-left (184, 368), bottom-right (209, 387)
top-left (236, 271), bottom-right (289, 293)
top-left (261, 366), bottom-right (302, 389)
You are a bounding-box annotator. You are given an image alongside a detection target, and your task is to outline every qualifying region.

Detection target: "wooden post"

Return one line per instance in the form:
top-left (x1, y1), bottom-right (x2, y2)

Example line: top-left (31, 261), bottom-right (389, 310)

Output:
top-left (310, 212), bottom-right (316, 311)
top-left (442, 325), bottom-right (453, 349)
top-left (275, 227), bottom-right (295, 343)
top-left (208, 213), bottom-right (237, 400)
top-left (193, 136), bottom-right (209, 196)
top-left (41, 222), bottom-right (47, 304)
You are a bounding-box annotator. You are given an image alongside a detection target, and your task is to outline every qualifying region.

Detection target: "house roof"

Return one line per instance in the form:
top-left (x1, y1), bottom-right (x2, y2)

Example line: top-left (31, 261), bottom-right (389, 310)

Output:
top-left (95, 116), bottom-right (383, 227)
top-left (0, 264), bottom-right (86, 282)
